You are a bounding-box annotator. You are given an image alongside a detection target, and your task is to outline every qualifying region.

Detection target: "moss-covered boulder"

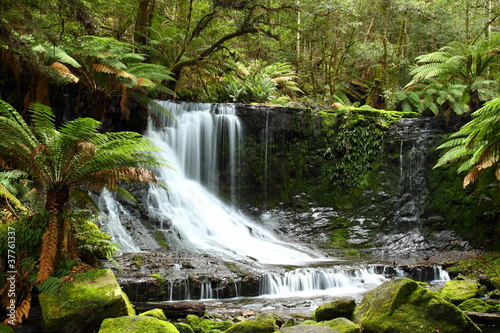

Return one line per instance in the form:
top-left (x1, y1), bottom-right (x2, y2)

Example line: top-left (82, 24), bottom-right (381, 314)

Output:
top-left (174, 322), bottom-right (195, 333)
top-left (139, 308), bottom-right (168, 321)
top-left (280, 325), bottom-right (337, 332)
top-left (440, 279), bottom-right (482, 304)
top-left (98, 316), bottom-right (179, 332)
top-left (0, 323), bottom-right (15, 333)
top-left (321, 317), bottom-right (361, 333)
top-left (352, 278), bottom-right (481, 333)
top-left (313, 298), bottom-right (356, 322)
top-left (458, 298), bottom-right (497, 313)
top-left (39, 269), bottom-right (135, 332)
top-left (186, 314), bottom-right (232, 332)
top-left (223, 317), bottom-right (276, 332)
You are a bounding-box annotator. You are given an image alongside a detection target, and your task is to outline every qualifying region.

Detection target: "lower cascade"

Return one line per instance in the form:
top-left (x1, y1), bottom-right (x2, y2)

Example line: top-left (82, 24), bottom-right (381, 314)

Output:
top-left (100, 101), bottom-right (451, 302)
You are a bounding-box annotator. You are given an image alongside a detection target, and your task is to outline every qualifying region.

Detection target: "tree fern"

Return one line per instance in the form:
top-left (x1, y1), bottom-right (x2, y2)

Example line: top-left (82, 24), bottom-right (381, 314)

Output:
top-left (407, 33), bottom-right (500, 112)
top-left (0, 100), bottom-right (168, 284)
top-left (435, 97), bottom-right (500, 187)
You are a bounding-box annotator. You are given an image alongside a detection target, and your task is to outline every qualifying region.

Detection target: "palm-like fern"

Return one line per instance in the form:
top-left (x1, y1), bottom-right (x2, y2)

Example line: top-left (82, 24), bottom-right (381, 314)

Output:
top-left (0, 99), bottom-right (167, 286)
top-left (216, 60), bottom-right (302, 103)
top-left (434, 97), bottom-right (500, 187)
top-left (406, 33), bottom-right (500, 112)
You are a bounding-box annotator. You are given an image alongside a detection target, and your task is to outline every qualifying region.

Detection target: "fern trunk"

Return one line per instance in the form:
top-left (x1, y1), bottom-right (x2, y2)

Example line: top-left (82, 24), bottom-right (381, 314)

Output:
top-left (36, 186), bottom-right (70, 284)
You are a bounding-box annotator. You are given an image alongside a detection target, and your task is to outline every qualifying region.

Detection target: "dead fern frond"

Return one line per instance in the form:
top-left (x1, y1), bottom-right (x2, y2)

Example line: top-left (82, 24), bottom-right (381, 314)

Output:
top-left (50, 62), bottom-right (79, 83)
top-left (463, 167), bottom-right (479, 187)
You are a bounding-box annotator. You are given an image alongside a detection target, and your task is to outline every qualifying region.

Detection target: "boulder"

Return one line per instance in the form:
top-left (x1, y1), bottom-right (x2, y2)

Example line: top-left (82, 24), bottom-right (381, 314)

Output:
top-left (98, 316), bottom-right (179, 332)
top-left (185, 314), bottom-right (232, 332)
top-left (280, 325), bottom-right (337, 332)
top-left (224, 317), bottom-right (276, 332)
top-left (458, 298), bottom-right (497, 313)
top-left (322, 317), bottom-right (361, 333)
top-left (173, 322), bottom-right (195, 333)
top-left (39, 269), bottom-right (135, 332)
top-left (138, 308), bottom-right (168, 320)
top-left (313, 298), bottom-right (356, 322)
top-left (440, 279), bottom-right (482, 304)
top-left (352, 278), bottom-right (481, 333)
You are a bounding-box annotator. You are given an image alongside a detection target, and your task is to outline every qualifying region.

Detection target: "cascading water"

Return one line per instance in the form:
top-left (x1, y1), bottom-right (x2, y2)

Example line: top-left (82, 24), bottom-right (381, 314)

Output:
top-left (144, 100), bottom-right (320, 265)
top-left (101, 102), bottom-right (454, 307)
top-left (98, 188), bottom-right (141, 253)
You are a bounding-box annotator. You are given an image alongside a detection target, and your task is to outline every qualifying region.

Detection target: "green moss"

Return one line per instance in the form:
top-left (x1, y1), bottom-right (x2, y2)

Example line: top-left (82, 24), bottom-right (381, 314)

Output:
top-left (321, 317), bottom-right (361, 333)
top-left (353, 278), bottom-right (481, 333)
top-left (224, 317), bottom-right (276, 333)
top-left (446, 254), bottom-right (500, 279)
top-left (0, 323), bottom-right (15, 333)
top-left (458, 298), bottom-right (497, 313)
top-left (98, 316), bottom-right (179, 333)
top-left (440, 279), bottom-right (481, 304)
top-left (153, 230), bottom-right (170, 249)
top-left (186, 315), bottom-right (232, 333)
top-left (39, 269), bottom-right (135, 332)
top-left (313, 298), bottom-right (356, 322)
top-left (139, 308), bottom-right (168, 321)
top-left (174, 322), bottom-right (195, 333)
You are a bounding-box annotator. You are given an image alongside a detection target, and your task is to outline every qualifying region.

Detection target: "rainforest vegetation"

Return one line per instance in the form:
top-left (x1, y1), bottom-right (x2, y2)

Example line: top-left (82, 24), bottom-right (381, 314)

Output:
top-left (0, 0), bottom-right (499, 327)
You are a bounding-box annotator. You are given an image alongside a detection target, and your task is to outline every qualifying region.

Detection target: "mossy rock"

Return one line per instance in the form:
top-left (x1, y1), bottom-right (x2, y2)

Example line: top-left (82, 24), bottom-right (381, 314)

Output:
top-left (440, 279), bottom-right (481, 304)
top-left (39, 269), bottom-right (135, 332)
top-left (280, 324), bottom-right (337, 332)
top-left (492, 277), bottom-right (500, 290)
top-left (98, 316), bottom-right (179, 332)
top-left (352, 278), bottom-right (481, 333)
top-left (321, 317), bottom-right (361, 333)
top-left (186, 314), bottom-right (232, 332)
top-left (139, 308), bottom-right (168, 321)
top-left (0, 323), bottom-right (15, 333)
top-left (224, 317), bottom-right (276, 332)
top-left (458, 298), bottom-right (497, 313)
top-left (174, 322), bottom-right (195, 333)
top-left (313, 298), bottom-right (356, 321)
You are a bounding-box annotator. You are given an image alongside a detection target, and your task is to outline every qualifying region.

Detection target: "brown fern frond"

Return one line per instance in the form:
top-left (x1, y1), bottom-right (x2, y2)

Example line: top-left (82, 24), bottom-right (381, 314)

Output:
top-left (36, 211), bottom-right (58, 284)
top-left (31, 144), bottom-right (50, 158)
top-left (120, 85), bottom-right (130, 120)
top-left (117, 70), bottom-right (134, 79)
top-left (50, 62), bottom-right (79, 83)
top-left (463, 167), bottom-right (479, 187)
top-left (272, 76), bottom-right (294, 82)
top-left (92, 63), bottom-right (119, 75)
top-left (496, 166), bottom-right (500, 182)
top-left (476, 155), bottom-right (497, 170)
top-left (120, 167), bottom-right (157, 182)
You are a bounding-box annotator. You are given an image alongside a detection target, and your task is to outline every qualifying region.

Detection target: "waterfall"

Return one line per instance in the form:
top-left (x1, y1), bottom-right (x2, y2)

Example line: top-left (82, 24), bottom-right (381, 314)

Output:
top-left (145, 100), bottom-right (320, 265)
top-left (98, 188), bottom-right (141, 253)
top-left (259, 266), bottom-right (387, 297)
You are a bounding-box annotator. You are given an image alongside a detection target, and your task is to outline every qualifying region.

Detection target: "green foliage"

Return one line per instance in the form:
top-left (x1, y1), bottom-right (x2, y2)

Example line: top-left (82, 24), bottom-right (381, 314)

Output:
top-left (73, 212), bottom-right (118, 262)
top-left (394, 81), bottom-right (469, 117)
top-left (214, 60), bottom-right (302, 103)
top-left (434, 97), bottom-right (500, 187)
top-left (407, 33), bottom-right (500, 112)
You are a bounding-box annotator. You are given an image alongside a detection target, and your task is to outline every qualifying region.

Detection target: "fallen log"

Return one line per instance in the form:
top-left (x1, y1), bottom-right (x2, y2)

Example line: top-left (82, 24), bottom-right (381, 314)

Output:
top-left (465, 311), bottom-right (500, 325)
top-left (133, 301), bottom-right (206, 318)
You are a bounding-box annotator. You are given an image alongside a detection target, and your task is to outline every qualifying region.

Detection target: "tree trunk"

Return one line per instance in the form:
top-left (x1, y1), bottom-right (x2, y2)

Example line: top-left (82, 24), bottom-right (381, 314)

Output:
top-left (134, 0), bottom-right (155, 45)
top-left (36, 186), bottom-right (70, 284)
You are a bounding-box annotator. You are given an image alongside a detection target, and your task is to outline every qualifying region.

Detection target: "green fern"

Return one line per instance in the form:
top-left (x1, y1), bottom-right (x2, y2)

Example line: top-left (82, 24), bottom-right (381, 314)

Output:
top-left (435, 97), bottom-right (500, 187)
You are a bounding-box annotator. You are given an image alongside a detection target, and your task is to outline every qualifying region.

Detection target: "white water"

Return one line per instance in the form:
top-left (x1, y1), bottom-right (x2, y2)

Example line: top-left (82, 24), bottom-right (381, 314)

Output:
top-left (98, 188), bottom-right (141, 253)
top-left (145, 101), bottom-right (321, 265)
top-left (259, 266), bottom-right (387, 298)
